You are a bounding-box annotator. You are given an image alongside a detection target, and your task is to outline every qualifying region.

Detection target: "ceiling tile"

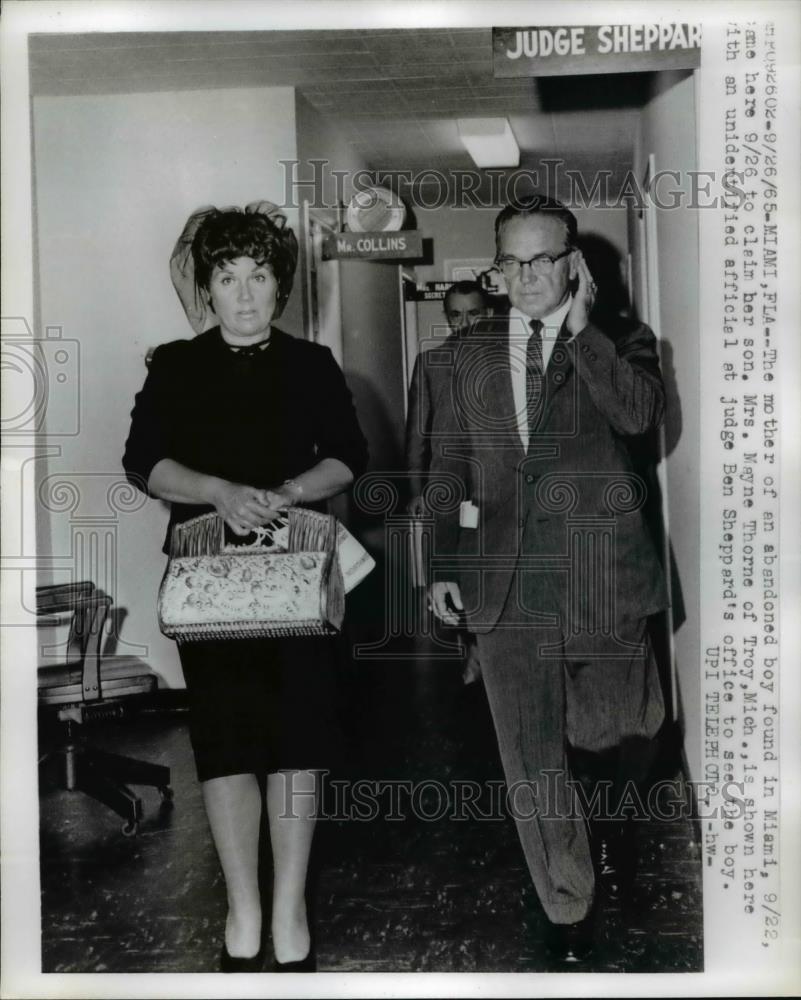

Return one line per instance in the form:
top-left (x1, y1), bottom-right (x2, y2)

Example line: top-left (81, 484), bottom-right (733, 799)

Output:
top-left (29, 27), bottom-right (647, 176)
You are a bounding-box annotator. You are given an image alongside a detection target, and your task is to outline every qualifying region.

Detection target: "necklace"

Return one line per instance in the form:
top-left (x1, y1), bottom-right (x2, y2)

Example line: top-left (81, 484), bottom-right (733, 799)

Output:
top-left (225, 338), bottom-right (272, 359)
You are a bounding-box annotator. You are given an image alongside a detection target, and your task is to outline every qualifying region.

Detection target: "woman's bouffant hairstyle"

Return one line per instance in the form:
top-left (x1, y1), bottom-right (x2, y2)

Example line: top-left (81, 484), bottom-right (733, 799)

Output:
top-left (191, 208), bottom-right (299, 318)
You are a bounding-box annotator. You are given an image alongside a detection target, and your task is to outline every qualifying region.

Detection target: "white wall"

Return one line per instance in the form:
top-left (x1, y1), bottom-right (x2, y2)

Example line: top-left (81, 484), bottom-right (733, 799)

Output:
top-left (631, 71), bottom-right (701, 780)
top-left (33, 86), bottom-right (298, 688)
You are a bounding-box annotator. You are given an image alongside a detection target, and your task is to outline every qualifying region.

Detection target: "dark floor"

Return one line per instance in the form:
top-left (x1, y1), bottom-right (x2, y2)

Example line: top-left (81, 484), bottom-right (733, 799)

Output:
top-left (39, 643), bottom-right (703, 974)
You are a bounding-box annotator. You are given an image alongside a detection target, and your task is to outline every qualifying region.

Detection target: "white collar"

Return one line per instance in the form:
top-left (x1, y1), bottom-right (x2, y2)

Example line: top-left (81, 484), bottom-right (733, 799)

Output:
top-left (509, 296), bottom-right (572, 338)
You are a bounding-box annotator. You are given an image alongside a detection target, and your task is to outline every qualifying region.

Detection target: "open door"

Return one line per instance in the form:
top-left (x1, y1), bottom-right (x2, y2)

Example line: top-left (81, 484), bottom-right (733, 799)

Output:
top-left (299, 199), bottom-right (344, 365)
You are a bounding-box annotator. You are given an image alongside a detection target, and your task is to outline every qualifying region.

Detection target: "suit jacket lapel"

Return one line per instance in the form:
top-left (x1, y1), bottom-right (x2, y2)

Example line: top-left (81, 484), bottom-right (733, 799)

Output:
top-left (457, 316), bottom-right (524, 476)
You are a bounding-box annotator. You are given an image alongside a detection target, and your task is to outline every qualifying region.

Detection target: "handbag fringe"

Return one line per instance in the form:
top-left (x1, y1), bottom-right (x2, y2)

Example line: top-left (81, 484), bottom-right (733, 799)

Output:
top-left (169, 508), bottom-right (337, 558)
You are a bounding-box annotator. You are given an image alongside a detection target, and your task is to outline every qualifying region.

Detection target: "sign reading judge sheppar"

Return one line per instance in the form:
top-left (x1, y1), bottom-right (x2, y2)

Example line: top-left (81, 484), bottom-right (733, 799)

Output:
top-left (493, 25), bottom-right (701, 77)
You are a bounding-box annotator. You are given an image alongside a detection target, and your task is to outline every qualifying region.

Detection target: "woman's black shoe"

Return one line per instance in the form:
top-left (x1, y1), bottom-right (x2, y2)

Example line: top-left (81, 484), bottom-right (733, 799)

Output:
top-left (272, 948), bottom-right (316, 973)
top-left (220, 943), bottom-right (265, 973)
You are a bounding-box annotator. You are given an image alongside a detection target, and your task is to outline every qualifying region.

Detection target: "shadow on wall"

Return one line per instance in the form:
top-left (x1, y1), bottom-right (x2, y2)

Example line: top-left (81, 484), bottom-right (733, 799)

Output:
top-left (576, 232), bottom-right (631, 324)
top-left (578, 233), bottom-right (688, 763)
top-left (656, 338), bottom-right (683, 459)
top-left (578, 233), bottom-right (684, 458)
top-left (640, 336), bottom-right (687, 776)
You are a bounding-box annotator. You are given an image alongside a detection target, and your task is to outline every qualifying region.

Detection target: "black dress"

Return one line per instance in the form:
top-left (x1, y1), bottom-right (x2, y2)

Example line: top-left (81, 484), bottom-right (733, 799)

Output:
top-left (123, 327), bottom-right (369, 781)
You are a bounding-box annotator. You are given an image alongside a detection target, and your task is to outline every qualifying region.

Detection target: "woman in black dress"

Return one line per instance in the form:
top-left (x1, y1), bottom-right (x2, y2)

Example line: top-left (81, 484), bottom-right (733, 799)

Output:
top-left (123, 203), bottom-right (368, 972)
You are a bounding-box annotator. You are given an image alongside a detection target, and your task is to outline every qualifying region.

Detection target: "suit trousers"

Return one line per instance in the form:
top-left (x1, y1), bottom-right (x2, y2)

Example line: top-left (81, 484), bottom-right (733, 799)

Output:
top-left (473, 579), bottom-right (665, 924)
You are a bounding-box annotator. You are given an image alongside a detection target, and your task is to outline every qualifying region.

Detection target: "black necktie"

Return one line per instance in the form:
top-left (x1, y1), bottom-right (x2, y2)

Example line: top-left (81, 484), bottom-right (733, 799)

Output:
top-left (526, 319), bottom-right (544, 435)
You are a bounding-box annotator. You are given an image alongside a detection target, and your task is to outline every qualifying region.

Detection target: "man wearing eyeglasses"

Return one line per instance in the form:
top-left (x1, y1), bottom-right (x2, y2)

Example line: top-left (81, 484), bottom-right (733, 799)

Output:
top-left (429, 196), bottom-right (667, 963)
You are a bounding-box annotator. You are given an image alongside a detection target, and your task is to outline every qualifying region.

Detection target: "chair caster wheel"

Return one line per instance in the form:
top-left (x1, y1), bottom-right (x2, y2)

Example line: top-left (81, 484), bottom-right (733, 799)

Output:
top-left (121, 819), bottom-right (139, 837)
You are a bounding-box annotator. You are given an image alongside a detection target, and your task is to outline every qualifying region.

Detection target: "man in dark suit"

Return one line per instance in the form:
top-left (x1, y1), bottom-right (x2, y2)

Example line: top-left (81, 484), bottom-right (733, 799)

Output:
top-left (429, 196), bottom-right (667, 961)
top-left (406, 281), bottom-right (492, 684)
top-left (406, 280), bottom-right (493, 517)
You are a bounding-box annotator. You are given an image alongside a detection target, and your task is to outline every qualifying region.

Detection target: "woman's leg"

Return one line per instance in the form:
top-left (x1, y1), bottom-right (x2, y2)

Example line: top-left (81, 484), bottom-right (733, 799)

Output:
top-left (266, 769), bottom-right (318, 963)
top-left (202, 773), bottom-right (263, 957)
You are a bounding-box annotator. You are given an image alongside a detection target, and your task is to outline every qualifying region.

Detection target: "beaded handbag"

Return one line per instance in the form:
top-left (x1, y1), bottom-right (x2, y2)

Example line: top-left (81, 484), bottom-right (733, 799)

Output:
top-left (157, 508), bottom-right (350, 642)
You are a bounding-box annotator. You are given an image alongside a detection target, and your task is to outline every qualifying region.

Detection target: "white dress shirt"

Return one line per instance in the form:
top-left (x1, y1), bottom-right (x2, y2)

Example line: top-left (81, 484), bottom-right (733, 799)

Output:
top-left (508, 297), bottom-right (573, 452)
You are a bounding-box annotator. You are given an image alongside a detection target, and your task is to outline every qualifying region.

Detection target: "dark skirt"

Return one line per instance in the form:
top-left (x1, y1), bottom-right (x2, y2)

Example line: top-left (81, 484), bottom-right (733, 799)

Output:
top-left (178, 634), bottom-right (343, 782)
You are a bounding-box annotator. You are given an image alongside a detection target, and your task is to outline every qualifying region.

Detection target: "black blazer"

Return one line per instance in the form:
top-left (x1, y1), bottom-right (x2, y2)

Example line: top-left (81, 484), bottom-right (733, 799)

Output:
top-left (431, 312), bottom-right (669, 632)
top-left (123, 326), bottom-right (368, 552)
top-left (404, 331), bottom-right (465, 501)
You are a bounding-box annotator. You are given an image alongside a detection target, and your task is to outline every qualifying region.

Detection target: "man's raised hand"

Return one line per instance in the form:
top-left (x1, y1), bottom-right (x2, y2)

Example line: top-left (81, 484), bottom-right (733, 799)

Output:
top-left (566, 251), bottom-right (598, 336)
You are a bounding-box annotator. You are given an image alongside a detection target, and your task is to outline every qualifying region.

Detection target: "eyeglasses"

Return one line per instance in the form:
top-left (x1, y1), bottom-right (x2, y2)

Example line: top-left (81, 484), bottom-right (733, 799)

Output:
top-left (494, 248), bottom-right (572, 278)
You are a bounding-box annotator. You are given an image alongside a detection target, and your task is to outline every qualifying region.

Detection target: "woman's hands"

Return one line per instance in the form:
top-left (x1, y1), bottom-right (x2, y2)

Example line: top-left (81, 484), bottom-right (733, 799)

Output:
top-left (148, 457), bottom-right (354, 535)
top-left (211, 481), bottom-right (285, 536)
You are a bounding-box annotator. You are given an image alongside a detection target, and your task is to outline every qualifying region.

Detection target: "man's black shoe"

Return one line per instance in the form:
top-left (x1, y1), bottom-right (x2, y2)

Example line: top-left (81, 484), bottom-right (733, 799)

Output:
top-left (545, 914), bottom-right (594, 964)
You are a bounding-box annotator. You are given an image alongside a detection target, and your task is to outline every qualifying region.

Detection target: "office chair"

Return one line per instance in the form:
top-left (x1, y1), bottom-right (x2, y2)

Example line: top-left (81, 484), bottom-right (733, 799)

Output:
top-left (37, 581), bottom-right (172, 836)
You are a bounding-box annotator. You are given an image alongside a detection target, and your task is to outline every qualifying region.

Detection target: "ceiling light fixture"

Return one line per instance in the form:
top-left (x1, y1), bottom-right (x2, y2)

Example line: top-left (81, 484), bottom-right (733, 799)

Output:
top-left (457, 117), bottom-right (520, 168)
